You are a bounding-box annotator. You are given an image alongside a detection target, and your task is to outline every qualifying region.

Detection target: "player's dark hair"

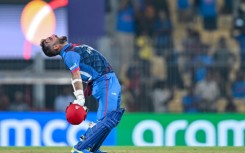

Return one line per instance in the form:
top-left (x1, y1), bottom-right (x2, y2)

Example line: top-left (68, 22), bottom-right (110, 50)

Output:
top-left (40, 40), bottom-right (58, 57)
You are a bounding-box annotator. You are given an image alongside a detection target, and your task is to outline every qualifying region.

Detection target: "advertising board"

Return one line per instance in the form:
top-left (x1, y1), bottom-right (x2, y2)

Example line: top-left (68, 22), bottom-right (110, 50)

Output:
top-left (117, 113), bottom-right (245, 146)
top-left (0, 112), bottom-right (116, 146)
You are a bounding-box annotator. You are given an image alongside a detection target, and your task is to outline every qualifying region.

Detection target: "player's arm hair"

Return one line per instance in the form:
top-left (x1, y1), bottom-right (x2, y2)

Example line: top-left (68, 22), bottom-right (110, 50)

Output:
top-left (71, 70), bottom-right (86, 106)
top-left (71, 70), bottom-right (84, 91)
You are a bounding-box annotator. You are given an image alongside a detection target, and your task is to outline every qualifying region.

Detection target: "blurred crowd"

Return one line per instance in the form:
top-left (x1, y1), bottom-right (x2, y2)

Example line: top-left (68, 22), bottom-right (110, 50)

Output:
top-left (1, 0), bottom-right (245, 113)
top-left (116, 0), bottom-right (245, 113)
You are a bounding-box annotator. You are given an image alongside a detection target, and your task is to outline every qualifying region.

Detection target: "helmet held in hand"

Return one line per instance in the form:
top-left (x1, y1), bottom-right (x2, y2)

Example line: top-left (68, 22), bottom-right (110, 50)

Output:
top-left (66, 103), bottom-right (87, 125)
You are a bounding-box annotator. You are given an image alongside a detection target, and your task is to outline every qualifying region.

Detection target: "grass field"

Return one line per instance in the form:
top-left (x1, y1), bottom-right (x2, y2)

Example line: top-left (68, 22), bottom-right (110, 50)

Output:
top-left (0, 147), bottom-right (245, 153)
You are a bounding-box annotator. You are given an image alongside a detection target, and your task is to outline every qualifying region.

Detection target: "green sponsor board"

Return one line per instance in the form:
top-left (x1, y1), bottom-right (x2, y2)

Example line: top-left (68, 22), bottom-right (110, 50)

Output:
top-left (117, 113), bottom-right (245, 146)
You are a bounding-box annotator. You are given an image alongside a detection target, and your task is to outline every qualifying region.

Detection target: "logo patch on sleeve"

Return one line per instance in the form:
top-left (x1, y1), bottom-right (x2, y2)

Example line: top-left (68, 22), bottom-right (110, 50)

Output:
top-left (69, 63), bottom-right (77, 70)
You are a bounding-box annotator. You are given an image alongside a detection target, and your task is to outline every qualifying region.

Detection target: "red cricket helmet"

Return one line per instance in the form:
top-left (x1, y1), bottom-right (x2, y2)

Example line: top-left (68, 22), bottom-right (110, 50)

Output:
top-left (66, 103), bottom-right (87, 125)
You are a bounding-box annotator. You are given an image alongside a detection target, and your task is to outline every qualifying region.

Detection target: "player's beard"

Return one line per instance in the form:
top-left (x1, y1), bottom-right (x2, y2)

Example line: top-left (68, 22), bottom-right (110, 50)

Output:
top-left (58, 36), bottom-right (67, 44)
top-left (51, 36), bottom-right (67, 56)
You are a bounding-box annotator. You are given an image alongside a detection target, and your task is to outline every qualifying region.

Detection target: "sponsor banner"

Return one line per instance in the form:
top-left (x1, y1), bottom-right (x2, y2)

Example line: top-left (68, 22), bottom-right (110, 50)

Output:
top-left (0, 112), bottom-right (116, 146)
top-left (117, 113), bottom-right (245, 146)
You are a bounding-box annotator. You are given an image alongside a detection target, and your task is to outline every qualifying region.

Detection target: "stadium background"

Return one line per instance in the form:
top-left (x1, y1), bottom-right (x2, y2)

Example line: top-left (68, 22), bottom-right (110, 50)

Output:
top-left (0, 0), bottom-right (245, 147)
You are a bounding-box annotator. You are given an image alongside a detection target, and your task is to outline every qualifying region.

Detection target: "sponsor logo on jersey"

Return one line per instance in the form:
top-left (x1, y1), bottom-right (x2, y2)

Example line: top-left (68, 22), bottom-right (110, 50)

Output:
top-left (69, 63), bottom-right (77, 70)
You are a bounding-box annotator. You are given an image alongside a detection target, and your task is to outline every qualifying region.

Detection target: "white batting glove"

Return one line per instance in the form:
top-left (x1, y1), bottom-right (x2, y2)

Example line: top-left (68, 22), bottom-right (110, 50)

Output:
top-left (73, 90), bottom-right (85, 106)
top-left (73, 99), bottom-right (85, 106)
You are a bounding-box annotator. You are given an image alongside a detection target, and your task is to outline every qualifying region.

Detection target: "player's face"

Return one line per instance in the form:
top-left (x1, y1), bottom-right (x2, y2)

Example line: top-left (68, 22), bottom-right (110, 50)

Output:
top-left (43, 34), bottom-right (67, 46)
top-left (43, 34), bottom-right (67, 51)
top-left (44, 34), bottom-right (58, 44)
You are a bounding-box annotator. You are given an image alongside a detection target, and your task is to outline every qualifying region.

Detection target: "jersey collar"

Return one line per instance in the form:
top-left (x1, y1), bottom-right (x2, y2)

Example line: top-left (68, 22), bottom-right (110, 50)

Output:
top-left (59, 43), bottom-right (71, 57)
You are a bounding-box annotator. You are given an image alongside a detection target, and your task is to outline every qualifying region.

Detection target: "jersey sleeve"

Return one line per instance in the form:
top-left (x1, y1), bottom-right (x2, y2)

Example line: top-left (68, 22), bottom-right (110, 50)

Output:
top-left (63, 51), bottom-right (80, 73)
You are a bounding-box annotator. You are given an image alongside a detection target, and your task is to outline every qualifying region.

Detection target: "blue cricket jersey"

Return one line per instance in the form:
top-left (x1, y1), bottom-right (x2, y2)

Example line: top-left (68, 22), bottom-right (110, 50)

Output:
top-left (60, 43), bottom-right (121, 119)
top-left (59, 43), bottom-right (113, 82)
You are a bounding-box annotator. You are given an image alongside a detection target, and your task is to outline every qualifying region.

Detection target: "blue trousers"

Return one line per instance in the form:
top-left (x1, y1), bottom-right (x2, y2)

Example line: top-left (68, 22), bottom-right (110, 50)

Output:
top-left (76, 108), bottom-right (125, 152)
top-left (92, 72), bottom-right (121, 120)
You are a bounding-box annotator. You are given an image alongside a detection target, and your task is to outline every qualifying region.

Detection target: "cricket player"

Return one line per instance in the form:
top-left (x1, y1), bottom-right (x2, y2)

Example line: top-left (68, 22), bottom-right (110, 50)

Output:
top-left (40, 34), bottom-right (125, 153)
